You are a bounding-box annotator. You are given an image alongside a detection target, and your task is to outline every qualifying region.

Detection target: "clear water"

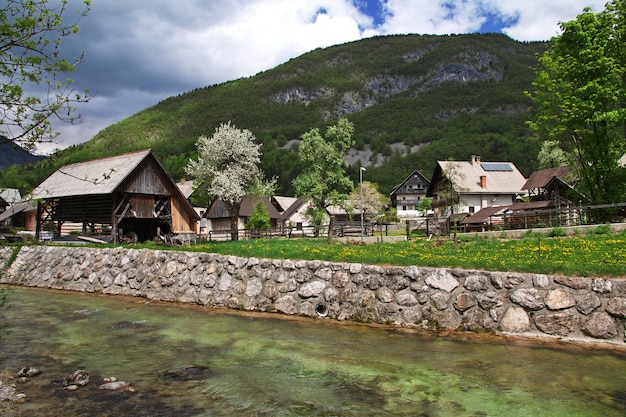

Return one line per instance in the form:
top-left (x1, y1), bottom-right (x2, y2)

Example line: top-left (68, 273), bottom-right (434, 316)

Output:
top-left (1, 287), bottom-right (626, 417)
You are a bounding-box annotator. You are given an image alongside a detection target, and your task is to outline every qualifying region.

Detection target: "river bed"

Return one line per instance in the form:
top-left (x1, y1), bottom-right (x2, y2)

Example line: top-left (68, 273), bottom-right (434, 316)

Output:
top-left (1, 287), bottom-right (625, 416)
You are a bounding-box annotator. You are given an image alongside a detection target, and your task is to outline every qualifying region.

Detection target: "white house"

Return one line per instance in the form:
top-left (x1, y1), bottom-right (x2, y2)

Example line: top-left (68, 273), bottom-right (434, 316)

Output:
top-left (426, 155), bottom-right (527, 221)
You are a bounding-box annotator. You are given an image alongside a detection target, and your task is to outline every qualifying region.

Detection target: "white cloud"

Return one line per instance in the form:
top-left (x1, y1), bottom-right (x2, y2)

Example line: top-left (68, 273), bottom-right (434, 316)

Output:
top-left (35, 0), bottom-right (613, 154)
top-left (487, 0), bottom-right (608, 41)
top-left (380, 0), bottom-right (486, 35)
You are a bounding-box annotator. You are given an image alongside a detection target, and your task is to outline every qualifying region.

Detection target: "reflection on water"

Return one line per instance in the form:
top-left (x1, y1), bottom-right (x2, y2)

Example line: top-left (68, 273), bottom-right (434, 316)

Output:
top-left (1, 287), bottom-right (626, 416)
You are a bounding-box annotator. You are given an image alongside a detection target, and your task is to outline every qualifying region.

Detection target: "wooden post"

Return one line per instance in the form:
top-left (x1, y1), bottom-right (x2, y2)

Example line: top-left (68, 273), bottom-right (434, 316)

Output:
top-left (35, 201), bottom-right (42, 241)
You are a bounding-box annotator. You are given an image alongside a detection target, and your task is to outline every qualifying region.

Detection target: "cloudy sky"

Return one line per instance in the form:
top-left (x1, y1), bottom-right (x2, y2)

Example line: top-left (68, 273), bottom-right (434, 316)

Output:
top-left (37, 0), bottom-right (608, 154)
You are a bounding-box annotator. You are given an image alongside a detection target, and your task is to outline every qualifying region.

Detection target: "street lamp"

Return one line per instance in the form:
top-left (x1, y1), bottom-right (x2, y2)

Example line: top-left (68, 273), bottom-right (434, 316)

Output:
top-left (360, 166), bottom-right (366, 241)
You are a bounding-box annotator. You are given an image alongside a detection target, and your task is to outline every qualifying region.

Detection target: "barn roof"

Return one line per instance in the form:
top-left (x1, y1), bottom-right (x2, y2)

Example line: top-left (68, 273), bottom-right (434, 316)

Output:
top-left (522, 166), bottom-right (573, 191)
top-left (205, 196), bottom-right (282, 219)
top-left (461, 206), bottom-right (508, 225)
top-left (240, 196), bottom-right (282, 218)
top-left (31, 149), bottom-right (152, 199)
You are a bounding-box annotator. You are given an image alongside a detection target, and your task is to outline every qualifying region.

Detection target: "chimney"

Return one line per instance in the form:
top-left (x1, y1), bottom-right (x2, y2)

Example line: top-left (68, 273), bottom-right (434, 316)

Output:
top-left (471, 155), bottom-right (481, 165)
top-left (480, 175), bottom-right (487, 188)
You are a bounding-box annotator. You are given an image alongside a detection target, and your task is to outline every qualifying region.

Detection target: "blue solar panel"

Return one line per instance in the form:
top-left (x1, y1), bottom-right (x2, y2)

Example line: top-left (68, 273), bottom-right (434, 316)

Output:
top-left (481, 163), bottom-right (513, 171)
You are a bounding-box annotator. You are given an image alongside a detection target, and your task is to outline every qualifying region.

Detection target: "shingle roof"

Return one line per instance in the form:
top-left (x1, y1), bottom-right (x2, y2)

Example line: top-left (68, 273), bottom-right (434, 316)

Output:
top-left (390, 170), bottom-right (430, 196)
top-left (522, 166), bottom-right (573, 190)
top-left (0, 188), bottom-right (21, 204)
top-left (31, 150), bottom-right (152, 199)
top-left (437, 159), bottom-right (527, 194)
top-left (461, 206), bottom-right (509, 225)
top-left (239, 196), bottom-right (282, 219)
top-left (273, 196), bottom-right (307, 221)
top-left (506, 201), bottom-right (553, 211)
top-left (176, 179), bottom-right (195, 199)
top-left (206, 196), bottom-right (282, 219)
top-left (272, 196), bottom-right (299, 212)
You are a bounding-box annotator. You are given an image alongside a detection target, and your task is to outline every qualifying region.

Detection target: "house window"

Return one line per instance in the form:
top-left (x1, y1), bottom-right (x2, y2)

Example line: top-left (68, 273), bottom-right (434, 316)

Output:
top-left (469, 207), bottom-right (475, 213)
top-left (402, 206), bottom-right (407, 211)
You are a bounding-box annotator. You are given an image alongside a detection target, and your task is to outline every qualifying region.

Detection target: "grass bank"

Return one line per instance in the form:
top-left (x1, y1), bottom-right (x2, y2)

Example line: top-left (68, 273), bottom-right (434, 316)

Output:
top-left (174, 226), bottom-right (626, 278)
top-left (4, 226), bottom-right (624, 278)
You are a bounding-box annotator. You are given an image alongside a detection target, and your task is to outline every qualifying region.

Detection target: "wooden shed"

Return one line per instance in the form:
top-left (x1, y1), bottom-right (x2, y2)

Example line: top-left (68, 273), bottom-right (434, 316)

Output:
top-left (30, 149), bottom-right (199, 243)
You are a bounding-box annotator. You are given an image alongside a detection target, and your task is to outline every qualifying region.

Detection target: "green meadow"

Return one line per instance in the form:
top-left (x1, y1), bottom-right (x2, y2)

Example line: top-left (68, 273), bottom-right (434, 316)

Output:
top-left (183, 226), bottom-right (626, 278)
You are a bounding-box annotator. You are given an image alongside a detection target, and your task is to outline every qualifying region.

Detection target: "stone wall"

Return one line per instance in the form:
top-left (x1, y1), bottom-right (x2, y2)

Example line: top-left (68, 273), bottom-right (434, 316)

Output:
top-left (2, 245), bottom-right (625, 346)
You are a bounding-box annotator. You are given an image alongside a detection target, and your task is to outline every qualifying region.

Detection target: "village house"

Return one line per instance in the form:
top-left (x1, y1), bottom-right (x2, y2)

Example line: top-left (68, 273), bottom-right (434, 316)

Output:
top-left (203, 195), bottom-right (329, 239)
top-left (0, 189), bottom-right (36, 236)
top-left (457, 166), bottom-right (586, 232)
top-left (30, 149), bottom-right (199, 243)
top-left (0, 200), bottom-right (36, 231)
top-left (272, 196), bottom-right (313, 232)
top-left (521, 166), bottom-right (580, 205)
top-left (203, 196), bottom-right (282, 237)
top-left (389, 170), bottom-right (431, 218)
top-left (0, 194), bottom-right (6, 215)
top-left (426, 155), bottom-right (527, 222)
top-left (0, 188), bottom-right (21, 216)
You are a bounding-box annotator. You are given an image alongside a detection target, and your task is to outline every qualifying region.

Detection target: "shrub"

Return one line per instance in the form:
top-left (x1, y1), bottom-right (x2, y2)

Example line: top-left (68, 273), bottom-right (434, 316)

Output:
top-left (521, 229), bottom-right (545, 239)
top-left (591, 223), bottom-right (611, 235)
top-left (548, 227), bottom-right (566, 237)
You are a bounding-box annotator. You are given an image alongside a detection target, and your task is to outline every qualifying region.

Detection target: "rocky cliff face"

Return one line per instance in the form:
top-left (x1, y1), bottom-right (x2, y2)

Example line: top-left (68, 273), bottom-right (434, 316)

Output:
top-left (269, 46), bottom-right (506, 120)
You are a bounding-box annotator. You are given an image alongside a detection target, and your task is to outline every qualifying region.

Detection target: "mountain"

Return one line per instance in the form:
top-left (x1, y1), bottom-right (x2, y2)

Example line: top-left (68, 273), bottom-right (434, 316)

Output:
top-left (0, 33), bottom-right (547, 196)
top-left (0, 137), bottom-right (45, 170)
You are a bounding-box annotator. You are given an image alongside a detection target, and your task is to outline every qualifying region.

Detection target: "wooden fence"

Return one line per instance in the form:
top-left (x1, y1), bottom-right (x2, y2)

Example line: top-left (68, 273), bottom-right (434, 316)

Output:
top-left (205, 221), bottom-right (378, 242)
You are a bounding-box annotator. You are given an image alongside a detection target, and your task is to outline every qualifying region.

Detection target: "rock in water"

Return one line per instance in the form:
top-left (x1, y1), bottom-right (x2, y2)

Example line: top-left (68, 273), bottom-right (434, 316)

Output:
top-left (17, 366), bottom-right (41, 378)
top-left (64, 370), bottom-right (89, 387)
top-left (162, 365), bottom-right (212, 381)
top-left (99, 381), bottom-right (129, 390)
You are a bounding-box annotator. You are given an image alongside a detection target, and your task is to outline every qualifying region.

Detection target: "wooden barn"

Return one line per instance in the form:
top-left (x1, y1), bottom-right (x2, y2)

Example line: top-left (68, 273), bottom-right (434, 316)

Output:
top-left (30, 149), bottom-right (199, 243)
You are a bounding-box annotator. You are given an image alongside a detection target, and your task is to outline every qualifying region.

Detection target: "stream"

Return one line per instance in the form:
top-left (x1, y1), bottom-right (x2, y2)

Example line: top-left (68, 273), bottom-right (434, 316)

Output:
top-left (1, 287), bottom-right (625, 416)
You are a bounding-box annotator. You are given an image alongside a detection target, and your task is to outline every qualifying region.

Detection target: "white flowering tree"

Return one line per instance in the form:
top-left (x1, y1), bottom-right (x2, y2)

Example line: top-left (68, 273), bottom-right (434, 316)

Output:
top-left (347, 181), bottom-right (387, 221)
top-left (186, 121), bottom-right (274, 241)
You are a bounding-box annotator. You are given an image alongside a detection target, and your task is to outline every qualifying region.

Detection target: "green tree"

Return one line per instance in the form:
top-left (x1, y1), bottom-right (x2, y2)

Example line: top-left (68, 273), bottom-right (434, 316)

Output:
top-left (1, 0), bottom-right (91, 149)
top-left (186, 121), bottom-right (274, 241)
top-left (381, 206), bottom-right (399, 224)
top-left (245, 199), bottom-right (270, 231)
top-left (292, 118), bottom-right (355, 224)
top-left (527, 1), bottom-right (626, 205)
top-left (416, 197), bottom-right (433, 217)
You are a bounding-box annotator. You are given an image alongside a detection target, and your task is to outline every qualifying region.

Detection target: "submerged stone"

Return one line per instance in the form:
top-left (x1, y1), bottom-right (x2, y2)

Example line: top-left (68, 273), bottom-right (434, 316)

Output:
top-left (162, 365), bottom-right (212, 381)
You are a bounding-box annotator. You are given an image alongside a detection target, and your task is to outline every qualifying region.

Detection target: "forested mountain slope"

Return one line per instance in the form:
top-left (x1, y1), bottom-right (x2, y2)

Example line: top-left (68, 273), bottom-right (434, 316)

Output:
top-left (0, 33), bottom-right (547, 196)
top-left (0, 138), bottom-right (45, 170)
